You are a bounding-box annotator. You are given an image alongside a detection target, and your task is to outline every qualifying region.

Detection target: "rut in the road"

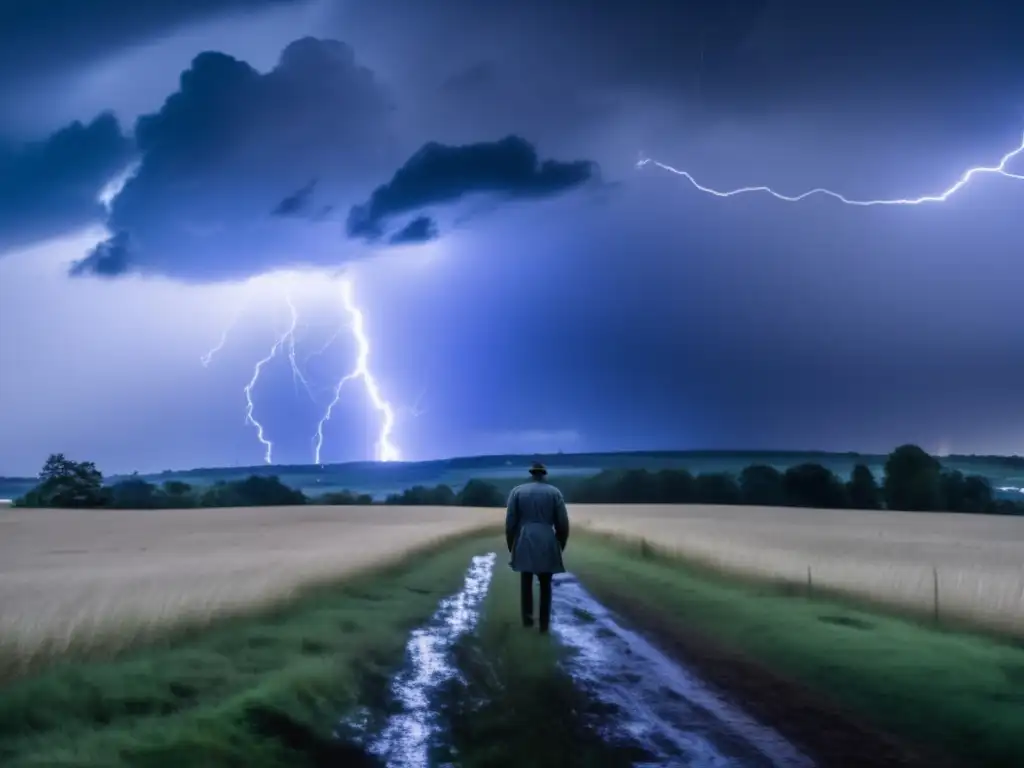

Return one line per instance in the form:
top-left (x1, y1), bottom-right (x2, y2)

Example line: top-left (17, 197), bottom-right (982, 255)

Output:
top-left (552, 573), bottom-right (815, 768)
top-left (340, 552), bottom-right (497, 767)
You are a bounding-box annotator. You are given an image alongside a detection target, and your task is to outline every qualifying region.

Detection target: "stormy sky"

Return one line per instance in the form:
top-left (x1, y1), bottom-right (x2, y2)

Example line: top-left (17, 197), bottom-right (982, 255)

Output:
top-left (1, 0), bottom-right (1023, 476)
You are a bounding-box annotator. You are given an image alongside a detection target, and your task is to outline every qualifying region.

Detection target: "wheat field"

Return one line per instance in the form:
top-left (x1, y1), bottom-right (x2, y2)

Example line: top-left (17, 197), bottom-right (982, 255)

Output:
top-left (3, 502), bottom-right (1022, 676)
top-left (0, 504), bottom-right (501, 673)
top-left (574, 504), bottom-right (1024, 635)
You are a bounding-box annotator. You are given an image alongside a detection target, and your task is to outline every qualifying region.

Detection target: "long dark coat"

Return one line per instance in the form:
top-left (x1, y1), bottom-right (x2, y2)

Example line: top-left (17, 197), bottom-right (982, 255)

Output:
top-left (505, 479), bottom-right (570, 574)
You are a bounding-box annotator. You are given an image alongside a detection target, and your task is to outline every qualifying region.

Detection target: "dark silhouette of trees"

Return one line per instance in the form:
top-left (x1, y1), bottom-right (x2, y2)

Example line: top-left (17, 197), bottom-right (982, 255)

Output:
top-left (385, 484), bottom-right (457, 506)
top-left (108, 476), bottom-right (163, 509)
top-left (316, 490), bottom-right (374, 505)
top-left (12, 445), bottom-right (1024, 516)
top-left (693, 472), bottom-right (742, 505)
top-left (199, 476), bottom-right (306, 507)
top-left (940, 470), bottom-right (995, 515)
top-left (654, 468), bottom-right (695, 503)
top-left (19, 453), bottom-right (109, 508)
top-left (847, 464), bottom-right (881, 509)
top-left (161, 480), bottom-right (196, 507)
top-left (456, 479), bottom-right (505, 507)
top-left (739, 464), bottom-right (786, 506)
top-left (783, 463), bottom-right (849, 509)
top-left (884, 444), bottom-right (944, 511)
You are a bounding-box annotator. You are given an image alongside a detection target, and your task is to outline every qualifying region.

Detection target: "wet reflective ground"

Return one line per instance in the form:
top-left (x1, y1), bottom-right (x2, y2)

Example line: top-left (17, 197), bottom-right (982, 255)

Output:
top-left (343, 554), bottom-right (813, 767)
top-left (342, 552), bottom-right (496, 767)
top-left (552, 574), bottom-right (814, 768)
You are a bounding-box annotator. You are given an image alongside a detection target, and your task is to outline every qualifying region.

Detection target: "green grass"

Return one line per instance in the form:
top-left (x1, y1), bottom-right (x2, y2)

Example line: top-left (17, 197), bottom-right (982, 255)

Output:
top-left (433, 562), bottom-right (644, 767)
top-left (0, 531), bottom-right (500, 768)
top-left (570, 531), bottom-right (1024, 768)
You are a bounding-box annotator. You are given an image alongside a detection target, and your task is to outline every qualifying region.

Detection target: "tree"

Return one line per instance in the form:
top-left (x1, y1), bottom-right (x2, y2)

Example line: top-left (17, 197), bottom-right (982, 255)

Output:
top-left (26, 453), bottom-right (108, 508)
top-left (200, 476), bottom-right (306, 507)
top-left (883, 444), bottom-right (943, 511)
top-left (568, 470), bottom-right (617, 503)
top-left (961, 474), bottom-right (994, 514)
top-left (108, 478), bottom-right (161, 509)
top-left (318, 489), bottom-right (374, 505)
top-left (941, 471), bottom-right (994, 514)
top-left (457, 479), bottom-right (504, 507)
top-left (611, 469), bottom-right (658, 503)
top-left (693, 472), bottom-right (741, 505)
top-left (783, 463), bottom-right (848, 508)
top-left (847, 464), bottom-right (881, 510)
top-left (427, 484), bottom-right (457, 505)
top-left (161, 480), bottom-right (196, 508)
top-left (654, 468), bottom-right (695, 503)
top-left (739, 464), bottom-right (786, 506)
top-left (234, 476), bottom-right (306, 506)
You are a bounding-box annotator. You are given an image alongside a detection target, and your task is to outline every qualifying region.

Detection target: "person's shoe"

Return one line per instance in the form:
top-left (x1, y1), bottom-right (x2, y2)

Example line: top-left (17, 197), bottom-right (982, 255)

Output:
top-left (522, 615), bottom-right (535, 628)
top-left (538, 624), bottom-right (550, 634)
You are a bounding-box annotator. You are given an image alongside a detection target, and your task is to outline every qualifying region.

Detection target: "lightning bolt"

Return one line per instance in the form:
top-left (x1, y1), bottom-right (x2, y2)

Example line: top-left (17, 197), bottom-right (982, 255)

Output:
top-left (243, 294), bottom-right (309, 464)
top-left (243, 334), bottom-right (287, 466)
top-left (313, 276), bottom-right (399, 465)
top-left (201, 311), bottom-right (239, 367)
top-left (283, 294), bottom-right (316, 403)
top-left (638, 132), bottom-right (1024, 205)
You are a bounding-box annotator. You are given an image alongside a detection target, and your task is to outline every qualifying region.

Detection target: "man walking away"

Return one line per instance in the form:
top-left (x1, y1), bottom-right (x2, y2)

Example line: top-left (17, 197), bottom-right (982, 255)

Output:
top-left (505, 461), bottom-right (570, 633)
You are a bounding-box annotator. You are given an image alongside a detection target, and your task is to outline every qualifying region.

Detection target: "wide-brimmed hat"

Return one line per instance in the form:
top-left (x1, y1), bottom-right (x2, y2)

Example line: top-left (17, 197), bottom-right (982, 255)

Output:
top-left (528, 461), bottom-right (547, 476)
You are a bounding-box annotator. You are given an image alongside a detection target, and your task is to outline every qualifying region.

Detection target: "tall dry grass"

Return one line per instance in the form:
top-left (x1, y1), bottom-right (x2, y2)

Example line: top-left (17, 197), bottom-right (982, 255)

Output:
top-left (571, 503), bottom-right (1024, 636)
top-left (0, 504), bottom-right (501, 678)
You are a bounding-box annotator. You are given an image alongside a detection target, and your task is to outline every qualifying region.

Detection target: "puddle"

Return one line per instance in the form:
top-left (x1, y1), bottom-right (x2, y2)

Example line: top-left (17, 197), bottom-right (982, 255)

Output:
top-left (341, 552), bottom-right (497, 767)
top-left (552, 573), bottom-right (815, 768)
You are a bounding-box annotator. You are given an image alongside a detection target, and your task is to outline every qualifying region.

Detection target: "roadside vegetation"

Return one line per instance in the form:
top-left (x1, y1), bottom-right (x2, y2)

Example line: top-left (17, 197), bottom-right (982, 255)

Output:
top-left (12, 444), bottom-right (1024, 515)
top-left (570, 531), bottom-right (1024, 768)
top-left (0, 532), bottom-right (497, 768)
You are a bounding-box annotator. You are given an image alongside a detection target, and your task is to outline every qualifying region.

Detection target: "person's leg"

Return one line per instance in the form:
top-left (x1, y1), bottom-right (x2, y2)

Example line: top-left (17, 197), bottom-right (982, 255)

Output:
top-left (520, 572), bottom-right (535, 627)
top-left (538, 574), bottom-right (553, 633)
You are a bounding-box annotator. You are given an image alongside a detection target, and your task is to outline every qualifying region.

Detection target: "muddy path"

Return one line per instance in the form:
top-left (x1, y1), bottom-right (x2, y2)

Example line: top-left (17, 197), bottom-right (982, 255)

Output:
top-left (338, 552), bottom-right (849, 767)
top-left (552, 573), bottom-right (813, 767)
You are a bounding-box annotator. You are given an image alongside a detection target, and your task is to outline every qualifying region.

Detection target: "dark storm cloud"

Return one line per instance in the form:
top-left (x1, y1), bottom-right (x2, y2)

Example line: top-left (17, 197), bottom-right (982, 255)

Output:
top-left (0, 112), bottom-right (134, 253)
top-left (271, 179), bottom-right (318, 217)
top-left (0, 0), bottom-right (307, 86)
top-left (347, 136), bottom-right (597, 240)
top-left (75, 37), bottom-right (398, 282)
top-left (387, 216), bottom-right (438, 246)
top-left (336, 0), bottom-right (768, 95)
top-left (334, 1), bottom-right (1024, 143)
top-left (70, 230), bottom-right (132, 277)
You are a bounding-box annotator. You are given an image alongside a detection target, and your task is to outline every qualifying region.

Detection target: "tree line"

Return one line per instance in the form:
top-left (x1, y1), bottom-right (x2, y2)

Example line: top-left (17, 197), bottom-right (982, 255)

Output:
top-left (12, 454), bottom-right (507, 510)
top-left (11, 444), bottom-right (1024, 515)
top-left (560, 444), bottom-right (1023, 515)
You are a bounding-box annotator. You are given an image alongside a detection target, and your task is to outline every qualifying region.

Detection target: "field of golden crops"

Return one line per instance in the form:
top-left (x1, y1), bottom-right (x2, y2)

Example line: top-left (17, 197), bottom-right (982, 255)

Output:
top-left (3, 501), bottom-right (1021, 673)
top-left (0, 504), bottom-right (501, 671)
top-left (575, 503), bottom-right (1024, 635)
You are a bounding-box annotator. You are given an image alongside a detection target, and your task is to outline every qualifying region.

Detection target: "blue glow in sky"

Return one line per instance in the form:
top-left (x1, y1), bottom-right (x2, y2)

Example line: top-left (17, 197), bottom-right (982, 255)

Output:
top-left (1, 0), bottom-right (1023, 475)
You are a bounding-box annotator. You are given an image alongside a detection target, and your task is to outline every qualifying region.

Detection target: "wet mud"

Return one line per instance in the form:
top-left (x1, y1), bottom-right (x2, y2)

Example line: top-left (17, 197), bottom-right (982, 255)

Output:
top-left (552, 573), bottom-right (816, 767)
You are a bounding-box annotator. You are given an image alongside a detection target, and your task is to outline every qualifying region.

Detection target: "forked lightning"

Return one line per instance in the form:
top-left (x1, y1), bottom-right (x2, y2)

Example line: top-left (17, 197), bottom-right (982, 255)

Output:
top-left (638, 132), bottom-right (1024, 205)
